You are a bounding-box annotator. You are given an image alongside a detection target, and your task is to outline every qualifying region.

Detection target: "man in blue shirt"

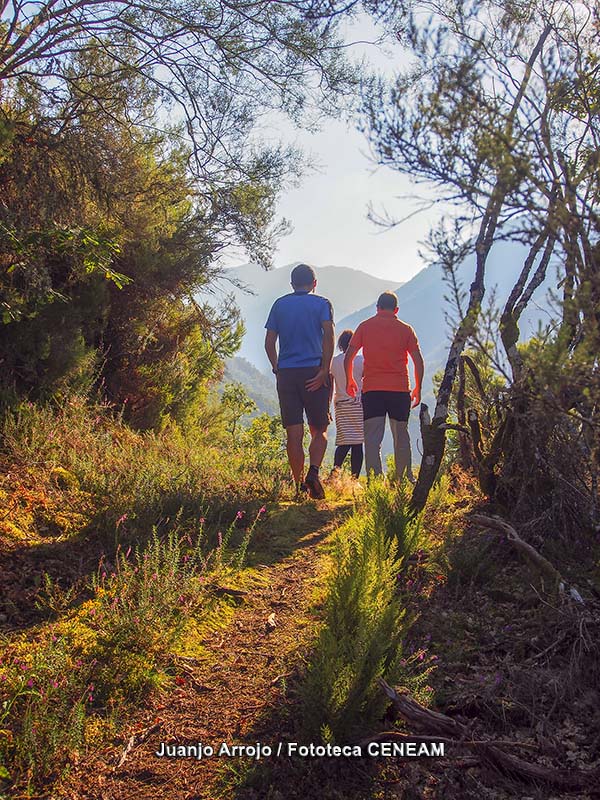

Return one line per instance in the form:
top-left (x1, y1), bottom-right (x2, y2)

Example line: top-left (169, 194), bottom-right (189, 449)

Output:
top-left (265, 263), bottom-right (334, 499)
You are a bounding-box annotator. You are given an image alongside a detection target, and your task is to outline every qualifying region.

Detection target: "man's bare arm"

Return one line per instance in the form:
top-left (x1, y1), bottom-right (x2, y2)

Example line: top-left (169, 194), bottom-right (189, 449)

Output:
top-left (410, 347), bottom-right (425, 408)
top-left (306, 320), bottom-right (334, 392)
top-left (344, 343), bottom-right (360, 397)
top-left (265, 330), bottom-right (278, 373)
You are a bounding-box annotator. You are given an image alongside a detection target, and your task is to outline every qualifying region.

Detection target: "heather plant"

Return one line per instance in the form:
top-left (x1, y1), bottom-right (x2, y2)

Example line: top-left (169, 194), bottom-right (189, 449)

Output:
top-left (0, 504), bottom-right (262, 790)
top-left (88, 525), bottom-right (207, 702)
top-left (300, 479), bottom-right (424, 741)
top-left (229, 506), bottom-right (267, 569)
top-left (0, 636), bottom-right (92, 787)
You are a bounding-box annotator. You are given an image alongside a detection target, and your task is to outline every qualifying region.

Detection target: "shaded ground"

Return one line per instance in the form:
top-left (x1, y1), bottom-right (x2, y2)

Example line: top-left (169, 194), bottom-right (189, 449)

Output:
top-left (384, 523), bottom-right (600, 800)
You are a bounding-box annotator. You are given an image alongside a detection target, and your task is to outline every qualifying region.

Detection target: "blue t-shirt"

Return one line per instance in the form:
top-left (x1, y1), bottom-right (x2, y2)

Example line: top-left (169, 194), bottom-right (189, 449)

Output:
top-left (265, 291), bottom-right (334, 369)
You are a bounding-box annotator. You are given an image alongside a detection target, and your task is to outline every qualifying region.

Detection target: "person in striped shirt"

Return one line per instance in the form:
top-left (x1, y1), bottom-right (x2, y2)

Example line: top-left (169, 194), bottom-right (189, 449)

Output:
top-left (330, 329), bottom-right (364, 478)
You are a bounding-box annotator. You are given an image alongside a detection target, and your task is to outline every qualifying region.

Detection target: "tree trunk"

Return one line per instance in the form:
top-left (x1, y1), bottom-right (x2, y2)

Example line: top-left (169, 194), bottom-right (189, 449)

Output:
top-left (410, 24), bottom-right (552, 513)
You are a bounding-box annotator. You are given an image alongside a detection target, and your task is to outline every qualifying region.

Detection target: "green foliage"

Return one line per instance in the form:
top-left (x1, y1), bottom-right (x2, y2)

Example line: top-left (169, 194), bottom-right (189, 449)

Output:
top-left (229, 413), bottom-right (289, 498)
top-left (300, 479), bottom-right (424, 741)
top-left (0, 0), bottom-right (370, 426)
top-left (88, 527), bottom-right (206, 704)
top-left (0, 59), bottom-right (270, 426)
top-left (1, 637), bottom-right (90, 787)
top-left (0, 394), bottom-right (284, 552)
top-left (220, 382), bottom-right (257, 437)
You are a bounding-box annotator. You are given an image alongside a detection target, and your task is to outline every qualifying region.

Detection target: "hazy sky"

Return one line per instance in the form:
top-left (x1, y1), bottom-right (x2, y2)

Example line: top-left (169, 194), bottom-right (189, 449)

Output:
top-left (224, 16), bottom-right (444, 285)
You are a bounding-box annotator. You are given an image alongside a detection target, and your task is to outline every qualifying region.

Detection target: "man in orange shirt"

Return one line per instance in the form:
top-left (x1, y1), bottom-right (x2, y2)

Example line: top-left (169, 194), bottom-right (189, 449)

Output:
top-left (344, 291), bottom-right (424, 481)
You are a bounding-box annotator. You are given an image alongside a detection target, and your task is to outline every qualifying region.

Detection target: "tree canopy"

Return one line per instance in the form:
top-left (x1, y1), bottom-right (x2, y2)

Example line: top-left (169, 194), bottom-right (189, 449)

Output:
top-left (0, 0), bottom-right (403, 425)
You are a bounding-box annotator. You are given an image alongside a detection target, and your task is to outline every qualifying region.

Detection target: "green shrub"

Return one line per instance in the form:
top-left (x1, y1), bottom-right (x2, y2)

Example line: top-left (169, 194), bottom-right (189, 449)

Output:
top-left (300, 479), bottom-right (423, 742)
top-left (365, 478), bottom-right (424, 567)
top-left (88, 526), bottom-right (207, 704)
top-left (0, 397), bottom-right (284, 548)
top-left (0, 637), bottom-right (92, 788)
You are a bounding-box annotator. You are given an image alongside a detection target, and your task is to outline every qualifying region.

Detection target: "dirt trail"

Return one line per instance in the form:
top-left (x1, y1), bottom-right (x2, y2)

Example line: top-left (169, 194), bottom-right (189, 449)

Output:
top-left (59, 503), bottom-right (345, 800)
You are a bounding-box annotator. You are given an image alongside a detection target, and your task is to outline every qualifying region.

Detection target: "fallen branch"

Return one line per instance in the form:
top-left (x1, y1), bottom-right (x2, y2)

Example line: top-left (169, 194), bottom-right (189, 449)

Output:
top-left (378, 681), bottom-right (460, 738)
top-left (377, 680), bottom-right (600, 790)
top-left (470, 514), bottom-right (562, 591)
top-left (523, 631), bottom-right (569, 665)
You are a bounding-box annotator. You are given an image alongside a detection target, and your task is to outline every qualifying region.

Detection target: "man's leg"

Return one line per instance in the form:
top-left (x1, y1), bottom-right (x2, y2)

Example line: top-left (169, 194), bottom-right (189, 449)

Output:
top-left (302, 370), bottom-right (330, 500)
top-left (285, 423), bottom-right (305, 485)
top-left (363, 417), bottom-right (386, 476)
top-left (308, 423), bottom-right (328, 466)
top-left (276, 369), bottom-right (306, 488)
top-left (362, 391), bottom-right (387, 477)
top-left (389, 391), bottom-right (413, 482)
top-left (390, 419), bottom-right (413, 482)
top-left (304, 423), bottom-right (327, 499)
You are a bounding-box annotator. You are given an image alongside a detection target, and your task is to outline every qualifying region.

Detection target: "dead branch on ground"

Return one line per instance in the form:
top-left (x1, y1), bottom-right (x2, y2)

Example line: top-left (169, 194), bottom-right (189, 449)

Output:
top-left (376, 679), bottom-right (600, 790)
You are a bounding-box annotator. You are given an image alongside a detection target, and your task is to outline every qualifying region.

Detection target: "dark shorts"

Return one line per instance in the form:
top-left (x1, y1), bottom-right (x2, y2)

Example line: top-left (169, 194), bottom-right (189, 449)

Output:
top-left (362, 391), bottom-right (411, 422)
top-left (276, 367), bottom-right (330, 430)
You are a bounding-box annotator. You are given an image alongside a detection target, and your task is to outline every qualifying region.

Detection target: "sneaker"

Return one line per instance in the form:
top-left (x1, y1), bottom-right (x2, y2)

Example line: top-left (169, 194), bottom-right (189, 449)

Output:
top-left (304, 470), bottom-right (325, 500)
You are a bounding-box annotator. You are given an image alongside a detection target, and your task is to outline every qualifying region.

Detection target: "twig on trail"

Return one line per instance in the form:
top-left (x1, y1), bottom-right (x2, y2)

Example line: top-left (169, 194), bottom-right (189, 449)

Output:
top-left (116, 721), bottom-right (163, 768)
top-left (270, 672), bottom-right (292, 686)
top-left (377, 679), bottom-right (600, 790)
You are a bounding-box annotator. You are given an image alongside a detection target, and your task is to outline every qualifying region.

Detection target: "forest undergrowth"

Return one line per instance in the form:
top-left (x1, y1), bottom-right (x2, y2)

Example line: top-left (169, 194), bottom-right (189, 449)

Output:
top-left (1, 398), bottom-right (599, 799)
top-left (225, 467), bottom-right (600, 800)
top-left (0, 394), bottom-right (290, 794)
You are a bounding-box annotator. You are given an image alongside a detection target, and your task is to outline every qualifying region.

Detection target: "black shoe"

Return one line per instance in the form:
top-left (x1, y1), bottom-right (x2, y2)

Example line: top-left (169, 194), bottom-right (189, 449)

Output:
top-left (304, 471), bottom-right (325, 500)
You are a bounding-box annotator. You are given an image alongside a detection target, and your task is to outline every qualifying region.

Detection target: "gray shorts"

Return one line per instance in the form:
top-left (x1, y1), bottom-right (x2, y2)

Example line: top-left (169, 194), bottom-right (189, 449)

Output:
top-left (276, 367), bottom-right (330, 429)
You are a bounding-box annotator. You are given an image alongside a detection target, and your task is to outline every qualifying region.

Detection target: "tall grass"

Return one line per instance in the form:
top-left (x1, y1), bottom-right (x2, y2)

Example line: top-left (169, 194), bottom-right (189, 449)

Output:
top-left (300, 479), bottom-right (425, 742)
top-left (0, 396), bottom-right (286, 546)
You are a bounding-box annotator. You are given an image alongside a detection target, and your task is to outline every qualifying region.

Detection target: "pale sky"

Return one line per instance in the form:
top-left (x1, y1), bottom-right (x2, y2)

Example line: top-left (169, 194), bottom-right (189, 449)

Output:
top-left (224, 15), bottom-right (444, 285)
